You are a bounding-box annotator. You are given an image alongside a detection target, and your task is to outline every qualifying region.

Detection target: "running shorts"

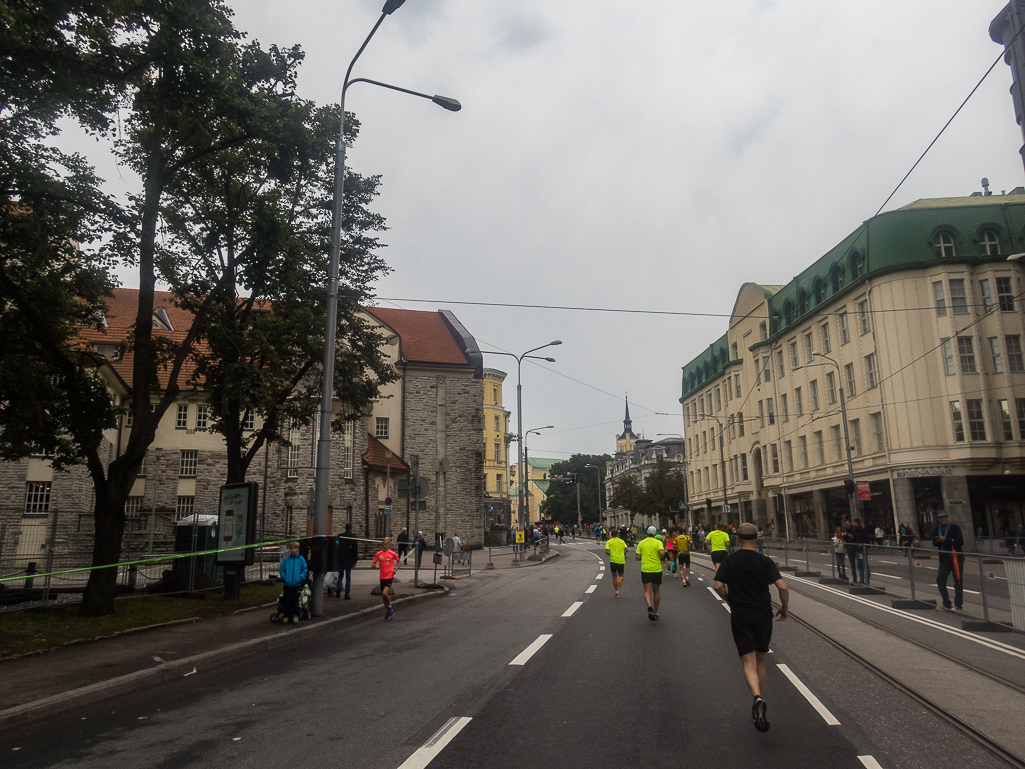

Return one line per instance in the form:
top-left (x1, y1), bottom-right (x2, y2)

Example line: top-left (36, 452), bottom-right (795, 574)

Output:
top-left (729, 606), bottom-right (773, 656)
top-left (711, 550), bottom-right (727, 566)
top-left (641, 571), bottom-right (663, 585)
top-left (379, 578), bottom-right (394, 591)
top-left (610, 562), bottom-right (625, 574)
top-left (677, 552), bottom-right (691, 567)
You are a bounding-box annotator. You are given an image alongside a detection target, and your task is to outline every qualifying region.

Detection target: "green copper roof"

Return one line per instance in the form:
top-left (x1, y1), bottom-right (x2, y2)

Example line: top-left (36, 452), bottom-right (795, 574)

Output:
top-left (526, 457), bottom-right (560, 470)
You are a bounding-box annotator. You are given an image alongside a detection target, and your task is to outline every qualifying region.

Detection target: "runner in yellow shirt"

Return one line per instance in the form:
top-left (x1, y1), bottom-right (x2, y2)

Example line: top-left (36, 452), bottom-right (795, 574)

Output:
top-left (675, 530), bottom-right (692, 586)
top-left (604, 528), bottom-right (629, 598)
top-left (707, 524), bottom-right (732, 569)
top-left (635, 526), bottom-right (666, 621)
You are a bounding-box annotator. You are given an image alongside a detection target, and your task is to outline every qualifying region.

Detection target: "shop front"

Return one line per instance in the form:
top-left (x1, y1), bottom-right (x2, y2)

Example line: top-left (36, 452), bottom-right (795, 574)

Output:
top-left (968, 475), bottom-right (1025, 538)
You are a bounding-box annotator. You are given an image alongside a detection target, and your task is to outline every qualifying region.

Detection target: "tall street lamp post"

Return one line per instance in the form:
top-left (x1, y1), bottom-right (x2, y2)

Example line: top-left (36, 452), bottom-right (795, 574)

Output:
top-left (523, 425), bottom-right (553, 526)
top-left (481, 343), bottom-right (561, 561)
top-left (312, 0), bottom-right (461, 616)
top-left (697, 414), bottom-right (730, 526)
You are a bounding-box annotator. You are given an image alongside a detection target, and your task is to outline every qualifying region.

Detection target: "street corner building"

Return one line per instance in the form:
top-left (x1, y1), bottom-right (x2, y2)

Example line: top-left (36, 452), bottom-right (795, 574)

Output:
top-left (679, 191), bottom-right (1025, 543)
top-left (0, 290), bottom-right (486, 575)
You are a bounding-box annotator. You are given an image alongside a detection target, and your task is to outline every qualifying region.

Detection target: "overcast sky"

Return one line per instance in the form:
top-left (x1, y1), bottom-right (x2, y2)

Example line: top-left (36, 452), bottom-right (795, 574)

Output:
top-left (80, 1), bottom-right (1025, 464)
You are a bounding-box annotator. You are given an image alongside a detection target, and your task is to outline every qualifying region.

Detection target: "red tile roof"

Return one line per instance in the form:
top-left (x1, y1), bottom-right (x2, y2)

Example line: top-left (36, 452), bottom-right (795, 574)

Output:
top-left (366, 307), bottom-right (471, 366)
top-left (362, 434), bottom-right (409, 471)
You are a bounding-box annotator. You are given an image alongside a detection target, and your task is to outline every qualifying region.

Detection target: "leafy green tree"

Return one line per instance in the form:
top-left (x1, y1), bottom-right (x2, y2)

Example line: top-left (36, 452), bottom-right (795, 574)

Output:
top-left (643, 459), bottom-right (687, 530)
top-left (610, 474), bottom-right (645, 524)
top-left (540, 453), bottom-right (611, 524)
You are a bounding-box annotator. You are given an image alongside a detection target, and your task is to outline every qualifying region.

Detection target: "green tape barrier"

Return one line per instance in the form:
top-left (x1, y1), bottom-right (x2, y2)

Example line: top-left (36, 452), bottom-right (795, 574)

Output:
top-left (0, 533), bottom-right (390, 585)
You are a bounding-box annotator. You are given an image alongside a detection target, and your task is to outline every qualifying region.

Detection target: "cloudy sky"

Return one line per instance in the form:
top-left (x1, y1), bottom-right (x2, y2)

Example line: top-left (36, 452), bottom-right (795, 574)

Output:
top-left (82, 1), bottom-right (1025, 463)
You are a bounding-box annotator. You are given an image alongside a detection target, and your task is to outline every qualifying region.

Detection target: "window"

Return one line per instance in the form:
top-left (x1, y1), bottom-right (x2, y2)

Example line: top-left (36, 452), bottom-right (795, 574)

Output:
top-left (753, 358), bottom-right (760, 385)
top-left (849, 419), bottom-right (862, 455)
top-left (1017, 399), bottom-right (1025, 438)
top-left (784, 440), bottom-right (793, 471)
top-left (810, 380), bottom-right (820, 411)
top-left (375, 417), bottom-right (389, 439)
top-left (767, 398), bottom-right (775, 426)
top-left (933, 281), bottom-right (946, 317)
top-left (125, 407), bottom-right (132, 428)
top-left (850, 251), bottom-right (865, 279)
top-left (341, 418), bottom-right (354, 480)
top-left (794, 387), bottom-right (803, 416)
top-left (762, 357), bottom-right (772, 382)
top-left (24, 482), bottom-right (51, 514)
top-left (196, 404), bottom-right (209, 429)
top-left (980, 229), bottom-right (1000, 255)
top-left (957, 336), bottom-right (977, 373)
top-left (702, 430), bottom-right (707, 453)
top-left (798, 435), bottom-right (808, 468)
top-left (781, 393), bottom-right (789, 422)
top-left (492, 387), bottom-right (498, 403)
top-left (941, 339), bottom-right (955, 375)
top-left (180, 450), bottom-right (198, 477)
top-left (776, 349), bottom-right (785, 379)
top-left (997, 277), bottom-right (1015, 312)
top-left (494, 443), bottom-right (500, 461)
top-left (865, 353), bottom-right (879, 389)
top-left (814, 431), bottom-right (825, 464)
top-left (989, 337), bottom-right (1004, 374)
top-left (950, 402), bottom-right (965, 442)
top-left (820, 323), bottom-right (831, 355)
top-left (934, 230), bottom-right (955, 258)
top-left (734, 374), bottom-right (741, 398)
top-left (287, 424), bottom-right (300, 478)
top-left (949, 279), bottom-right (968, 314)
top-left (759, 321), bottom-right (768, 341)
top-left (737, 412), bottom-right (745, 437)
top-left (176, 404), bottom-right (189, 429)
top-left (712, 464), bottom-right (718, 488)
top-left (715, 388), bottom-right (722, 411)
top-left (844, 362), bottom-right (857, 397)
top-left (137, 452), bottom-right (147, 477)
top-left (176, 496), bottom-right (195, 521)
top-left (494, 415), bottom-right (500, 432)
top-left (999, 400), bottom-right (1014, 440)
top-left (125, 496), bottom-right (143, 521)
top-left (789, 341), bottom-right (799, 369)
top-left (858, 299), bottom-right (871, 335)
top-left (740, 453), bottom-right (749, 481)
top-left (758, 401), bottom-right (764, 427)
top-left (838, 312), bottom-right (850, 345)
top-left (979, 279), bottom-right (994, 313)
top-left (967, 399), bottom-right (987, 441)
top-left (870, 412), bottom-right (884, 452)
top-left (1007, 335), bottom-right (1024, 372)
top-left (731, 342), bottom-right (738, 360)
top-left (831, 425), bottom-right (842, 461)
top-left (770, 443), bottom-right (780, 474)
top-left (804, 333), bottom-right (814, 363)
top-left (825, 371), bottom-right (837, 405)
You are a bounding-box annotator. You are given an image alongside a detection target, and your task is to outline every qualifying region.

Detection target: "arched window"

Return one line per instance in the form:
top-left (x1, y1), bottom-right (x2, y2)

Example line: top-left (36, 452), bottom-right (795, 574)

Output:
top-left (798, 290), bottom-right (809, 316)
top-left (783, 300), bottom-right (794, 326)
top-left (702, 361), bottom-right (710, 381)
top-left (849, 251), bottom-right (865, 279)
top-left (980, 229), bottom-right (1000, 256)
top-left (719, 348), bottom-right (728, 368)
top-left (813, 277), bottom-right (824, 306)
top-left (934, 230), bottom-right (955, 258)
top-left (830, 263), bottom-right (845, 293)
top-left (770, 311), bottom-right (780, 335)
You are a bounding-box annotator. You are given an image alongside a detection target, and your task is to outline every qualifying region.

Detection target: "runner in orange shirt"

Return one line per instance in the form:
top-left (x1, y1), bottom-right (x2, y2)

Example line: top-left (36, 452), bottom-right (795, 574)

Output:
top-left (373, 536), bottom-right (401, 620)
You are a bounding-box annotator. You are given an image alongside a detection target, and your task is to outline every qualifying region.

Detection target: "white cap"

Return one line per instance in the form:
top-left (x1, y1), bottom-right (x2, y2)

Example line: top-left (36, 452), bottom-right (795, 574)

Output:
top-left (661, 528), bottom-right (667, 533)
top-left (647, 526), bottom-right (657, 535)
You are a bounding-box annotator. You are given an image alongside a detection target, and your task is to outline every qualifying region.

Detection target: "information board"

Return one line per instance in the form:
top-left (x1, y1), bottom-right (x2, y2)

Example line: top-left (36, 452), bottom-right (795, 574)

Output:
top-left (216, 482), bottom-right (259, 566)
top-left (515, 530), bottom-right (525, 544)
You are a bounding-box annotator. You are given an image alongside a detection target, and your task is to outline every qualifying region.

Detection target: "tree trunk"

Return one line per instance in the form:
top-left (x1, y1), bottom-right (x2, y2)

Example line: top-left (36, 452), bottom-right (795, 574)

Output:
top-left (79, 458), bottom-right (132, 615)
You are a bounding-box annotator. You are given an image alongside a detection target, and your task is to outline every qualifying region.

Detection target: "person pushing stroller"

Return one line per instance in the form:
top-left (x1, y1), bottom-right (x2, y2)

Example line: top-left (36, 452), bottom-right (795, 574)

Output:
top-left (279, 540), bottom-right (308, 624)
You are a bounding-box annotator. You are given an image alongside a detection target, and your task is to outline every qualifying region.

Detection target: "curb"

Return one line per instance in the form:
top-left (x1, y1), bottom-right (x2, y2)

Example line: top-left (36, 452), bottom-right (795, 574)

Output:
top-left (0, 587), bottom-right (448, 728)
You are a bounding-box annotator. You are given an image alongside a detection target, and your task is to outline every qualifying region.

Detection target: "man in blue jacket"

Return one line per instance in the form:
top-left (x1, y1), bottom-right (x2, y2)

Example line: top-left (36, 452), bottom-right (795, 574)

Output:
top-left (279, 540), bottom-right (308, 623)
top-left (933, 510), bottom-right (964, 611)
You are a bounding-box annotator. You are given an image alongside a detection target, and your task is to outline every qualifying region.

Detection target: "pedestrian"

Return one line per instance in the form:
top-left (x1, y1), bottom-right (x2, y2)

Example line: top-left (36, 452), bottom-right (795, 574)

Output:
top-left (373, 536), bottom-right (401, 620)
top-left (605, 527), bottom-right (629, 598)
top-left (674, 528), bottom-right (692, 586)
top-left (663, 528), bottom-right (676, 576)
top-left (707, 523), bottom-right (731, 569)
top-left (874, 525), bottom-right (884, 547)
top-left (832, 527), bottom-right (848, 580)
top-left (636, 526), bottom-right (666, 621)
top-left (416, 530), bottom-right (427, 568)
top-left (397, 527), bottom-right (410, 565)
top-left (713, 522), bottom-right (790, 733)
top-left (336, 523), bottom-right (359, 599)
top-left (932, 510), bottom-right (964, 611)
top-left (451, 531), bottom-right (463, 564)
top-left (278, 540), bottom-right (307, 623)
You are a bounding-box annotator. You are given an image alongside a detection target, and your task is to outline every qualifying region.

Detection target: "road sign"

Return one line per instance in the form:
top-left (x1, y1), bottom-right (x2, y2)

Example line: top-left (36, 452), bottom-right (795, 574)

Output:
top-left (722, 504), bottom-right (731, 513)
top-left (384, 505), bottom-right (392, 516)
top-left (397, 478), bottom-right (430, 499)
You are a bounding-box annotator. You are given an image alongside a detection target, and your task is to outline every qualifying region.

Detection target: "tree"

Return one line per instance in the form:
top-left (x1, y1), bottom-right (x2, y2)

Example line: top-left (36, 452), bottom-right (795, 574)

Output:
top-left (540, 453), bottom-right (611, 524)
top-left (610, 474), bottom-right (645, 524)
top-left (643, 459), bottom-right (687, 530)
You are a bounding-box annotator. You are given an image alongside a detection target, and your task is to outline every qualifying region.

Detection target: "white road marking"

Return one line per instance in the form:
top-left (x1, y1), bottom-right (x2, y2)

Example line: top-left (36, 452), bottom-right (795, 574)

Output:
top-left (871, 572), bottom-right (902, 580)
top-left (585, 585), bottom-right (597, 594)
top-left (707, 586), bottom-right (722, 601)
top-left (721, 603), bottom-right (731, 613)
top-left (877, 560), bottom-right (899, 565)
top-left (857, 757), bottom-right (884, 769)
top-left (397, 716), bottom-right (473, 769)
top-left (595, 573), bottom-right (604, 579)
top-left (599, 565), bottom-right (605, 570)
top-left (777, 664), bottom-right (841, 726)
top-left (509, 634), bottom-right (553, 666)
top-left (562, 602), bottom-right (583, 617)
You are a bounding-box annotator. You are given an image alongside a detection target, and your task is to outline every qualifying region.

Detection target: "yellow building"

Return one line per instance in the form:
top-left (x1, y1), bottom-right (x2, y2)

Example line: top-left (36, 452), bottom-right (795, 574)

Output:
top-left (483, 369), bottom-right (512, 525)
top-left (509, 456), bottom-right (558, 525)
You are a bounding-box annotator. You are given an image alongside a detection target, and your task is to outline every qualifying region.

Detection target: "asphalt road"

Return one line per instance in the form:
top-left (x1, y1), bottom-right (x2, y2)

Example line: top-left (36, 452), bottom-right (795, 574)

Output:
top-left (0, 542), bottom-right (1011, 769)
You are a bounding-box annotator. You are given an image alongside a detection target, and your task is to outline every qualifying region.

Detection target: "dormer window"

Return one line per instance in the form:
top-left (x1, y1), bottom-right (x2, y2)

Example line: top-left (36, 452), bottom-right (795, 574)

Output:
top-left (849, 251), bottom-right (865, 279)
top-left (152, 307), bottom-right (174, 331)
top-left (980, 229), bottom-right (1000, 256)
top-left (934, 230), bottom-right (955, 258)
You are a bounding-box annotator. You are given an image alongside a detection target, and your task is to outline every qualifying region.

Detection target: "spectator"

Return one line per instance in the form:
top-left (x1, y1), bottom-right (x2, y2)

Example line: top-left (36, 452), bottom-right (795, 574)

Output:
top-left (396, 527), bottom-right (410, 565)
top-left (278, 541), bottom-right (307, 623)
top-left (874, 525), bottom-right (884, 547)
top-left (416, 530), bottom-right (427, 568)
top-left (832, 527), bottom-right (848, 580)
top-left (335, 523), bottom-right (359, 600)
top-left (932, 510), bottom-right (964, 610)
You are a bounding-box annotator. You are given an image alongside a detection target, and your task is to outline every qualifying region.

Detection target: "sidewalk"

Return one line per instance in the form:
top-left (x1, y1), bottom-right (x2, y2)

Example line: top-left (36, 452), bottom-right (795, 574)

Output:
top-left (0, 547), bottom-right (559, 727)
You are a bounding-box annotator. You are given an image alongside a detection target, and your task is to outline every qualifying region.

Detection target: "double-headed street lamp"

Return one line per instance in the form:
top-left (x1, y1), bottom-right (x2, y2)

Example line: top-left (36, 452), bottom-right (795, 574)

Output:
top-left (313, 0), bottom-right (461, 616)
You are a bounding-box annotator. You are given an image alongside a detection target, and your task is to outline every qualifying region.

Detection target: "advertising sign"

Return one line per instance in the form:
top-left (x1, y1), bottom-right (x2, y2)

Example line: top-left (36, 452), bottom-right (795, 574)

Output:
top-left (216, 482), bottom-right (258, 566)
top-left (857, 481), bottom-right (872, 501)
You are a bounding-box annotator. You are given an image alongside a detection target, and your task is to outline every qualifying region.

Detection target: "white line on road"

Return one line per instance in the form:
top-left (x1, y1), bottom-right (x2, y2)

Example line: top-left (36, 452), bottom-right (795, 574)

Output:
top-left (509, 634), bottom-right (553, 666)
top-left (595, 573), bottom-right (604, 579)
top-left (562, 602), bottom-right (584, 617)
top-left (599, 565), bottom-right (605, 570)
top-left (877, 560), bottom-right (899, 565)
top-left (777, 664), bottom-right (841, 726)
top-left (585, 585), bottom-right (597, 594)
top-left (397, 716), bottom-right (473, 769)
top-left (857, 756), bottom-right (884, 769)
top-left (707, 586), bottom-right (722, 601)
top-left (721, 603), bottom-right (731, 613)
top-left (872, 572), bottom-right (902, 580)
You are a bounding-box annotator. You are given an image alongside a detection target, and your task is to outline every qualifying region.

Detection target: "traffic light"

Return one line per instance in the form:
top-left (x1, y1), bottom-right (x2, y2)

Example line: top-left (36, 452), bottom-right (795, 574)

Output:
top-left (843, 478), bottom-right (856, 496)
top-left (705, 498), bottom-right (713, 510)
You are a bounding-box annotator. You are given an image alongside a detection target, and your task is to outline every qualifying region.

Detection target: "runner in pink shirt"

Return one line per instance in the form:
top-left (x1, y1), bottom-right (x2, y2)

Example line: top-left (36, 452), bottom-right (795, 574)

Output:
top-left (372, 537), bottom-right (401, 620)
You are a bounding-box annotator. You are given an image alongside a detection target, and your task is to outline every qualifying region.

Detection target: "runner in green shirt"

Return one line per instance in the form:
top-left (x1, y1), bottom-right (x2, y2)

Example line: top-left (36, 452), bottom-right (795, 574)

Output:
top-left (635, 526), bottom-right (666, 621)
top-left (707, 524), bottom-right (732, 568)
top-left (604, 528), bottom-right (629, 598)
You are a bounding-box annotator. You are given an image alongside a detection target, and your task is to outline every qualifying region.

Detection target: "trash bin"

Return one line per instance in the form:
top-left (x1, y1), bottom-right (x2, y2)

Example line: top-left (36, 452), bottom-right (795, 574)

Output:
top-left (175, 514), bottom-right (222, 584)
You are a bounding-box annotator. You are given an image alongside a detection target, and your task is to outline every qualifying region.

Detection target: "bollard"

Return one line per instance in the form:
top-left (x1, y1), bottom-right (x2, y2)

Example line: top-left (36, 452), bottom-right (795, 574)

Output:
top-left (25, 561), bottom-right (37, 589)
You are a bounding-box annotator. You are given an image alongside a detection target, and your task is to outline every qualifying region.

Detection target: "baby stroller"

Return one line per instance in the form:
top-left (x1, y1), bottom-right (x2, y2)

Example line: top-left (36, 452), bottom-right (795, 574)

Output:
top-left (270, 576), bottom-right (312, 623)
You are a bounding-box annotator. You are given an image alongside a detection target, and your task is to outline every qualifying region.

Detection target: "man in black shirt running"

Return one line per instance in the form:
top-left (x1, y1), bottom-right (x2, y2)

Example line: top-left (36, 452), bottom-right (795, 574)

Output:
top-left (714, 522), bottom-right (789, 732)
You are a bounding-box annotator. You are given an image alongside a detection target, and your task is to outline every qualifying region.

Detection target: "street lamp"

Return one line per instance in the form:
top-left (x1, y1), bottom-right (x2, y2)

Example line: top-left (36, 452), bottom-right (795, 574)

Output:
top-left (812, 352), bottom-right (859, 523)
top-left (313, 0), bottom-right (461, 616)
top-left (584, 463), bottom-right (604, 523)
top-left (656, 433), bottom-right (689, 530)
top-left (696, 415), bottom-right (730, 526)
top-left (524, 425), bottom-right (553, 525)
top-left (481, 343), bottom-right (561, 560)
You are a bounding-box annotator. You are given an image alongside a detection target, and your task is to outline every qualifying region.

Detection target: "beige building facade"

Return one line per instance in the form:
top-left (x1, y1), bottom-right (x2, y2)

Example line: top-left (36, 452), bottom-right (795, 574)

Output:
top-left (482, 368), bottom-right (512, 526)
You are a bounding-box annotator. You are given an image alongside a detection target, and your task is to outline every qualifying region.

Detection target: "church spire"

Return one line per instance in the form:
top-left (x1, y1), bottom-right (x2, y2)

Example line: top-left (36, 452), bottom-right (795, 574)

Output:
top-left (623, 393), bottom-right (633, 434)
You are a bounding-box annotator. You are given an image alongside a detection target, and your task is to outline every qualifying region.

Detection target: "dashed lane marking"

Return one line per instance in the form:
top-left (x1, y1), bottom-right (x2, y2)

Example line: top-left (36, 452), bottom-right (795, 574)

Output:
top-left (585, 585), bottom-right (597, 594)
top-left (562, 602), bottom-right (583, 617)
top-left (777, 664), bottom-right (841, 726)
top-left (397, 716), bottom-right (473, 769)
top-left (857, 757), bottom-right (884, 769)
top-left (509, 634), bottom-right (553, 666)
top-left (707, 586), bottom-right (721, 601)
top-left (595, 573), bottom-right (604, 579)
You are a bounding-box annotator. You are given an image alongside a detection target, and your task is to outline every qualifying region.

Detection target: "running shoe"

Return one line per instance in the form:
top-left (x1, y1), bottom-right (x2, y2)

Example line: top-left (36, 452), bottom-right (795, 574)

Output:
top-left (753, 697), bottom-right (769, 732)
top-left (615, 591), bottom-right (620, 598)
top-left (385, 607), bottom-right (394, 620)
top-left (653, 613), bottom-right (660, 621)
top-left (647, 605), bottom-right (655, 621)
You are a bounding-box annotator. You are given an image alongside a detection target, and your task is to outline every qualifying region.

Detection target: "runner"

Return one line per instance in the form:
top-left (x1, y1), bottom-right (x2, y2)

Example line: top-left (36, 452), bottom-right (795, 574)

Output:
top-left (674, 528), bottom-right (692, 586)
top-left (713, 523), bottom-right (789, 732)
top-left (372, 536), bottom-right (401, 620)
top-left (635, 526), bottom-right (666, 621)
top-left (707, 523), bottom-right (731, 569)
top-left (604, 527), bottom-right (629, 598)
top-left (665, 527), bottom-right (677, 576)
